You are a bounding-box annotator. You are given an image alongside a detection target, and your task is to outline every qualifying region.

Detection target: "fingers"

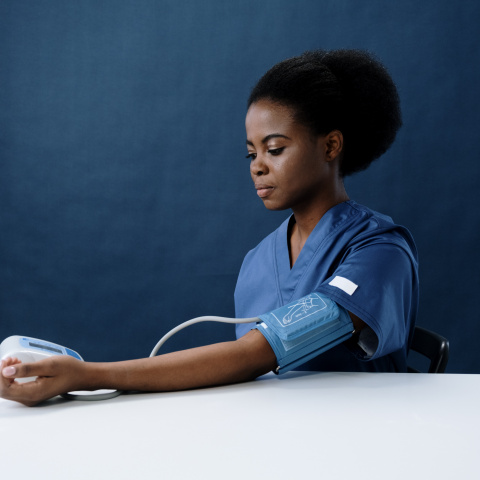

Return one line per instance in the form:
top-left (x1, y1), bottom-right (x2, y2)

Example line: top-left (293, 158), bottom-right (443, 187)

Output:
top-left (1, 357), bottom-right (66, 406)
top-left (1, 358), bottom-right (45, 379)
top-left (1, 357), bottom-right (20, 365)
top-left (1, 355), bottom-right (88, 406)
top-left (1, 358), bottom-right (21, 381)
top-left (1, 357), bottom-right (21, 369)
top-left (0, 358), bottom-right (36, 406)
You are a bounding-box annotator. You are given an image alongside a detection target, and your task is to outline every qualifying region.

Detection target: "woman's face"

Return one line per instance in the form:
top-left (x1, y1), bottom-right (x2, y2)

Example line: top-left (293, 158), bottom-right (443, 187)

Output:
top-left (245, 99), bottom-right (338, 212)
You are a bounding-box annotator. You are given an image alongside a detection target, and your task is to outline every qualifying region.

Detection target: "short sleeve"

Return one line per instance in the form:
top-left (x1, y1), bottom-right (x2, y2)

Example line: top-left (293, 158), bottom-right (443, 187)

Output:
top-left (317, 242), bottom-right (418, 360)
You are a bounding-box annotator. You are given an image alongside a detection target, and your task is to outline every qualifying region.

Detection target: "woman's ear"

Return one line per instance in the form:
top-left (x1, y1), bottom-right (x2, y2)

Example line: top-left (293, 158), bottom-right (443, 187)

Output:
top-left (324, 130), bottom-right (344, 162)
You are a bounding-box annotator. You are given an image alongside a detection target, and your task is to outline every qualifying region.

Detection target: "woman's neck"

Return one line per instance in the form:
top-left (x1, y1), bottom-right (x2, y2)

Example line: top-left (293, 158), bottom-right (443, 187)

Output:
top-left (288, 188), bottom-right (349, 268)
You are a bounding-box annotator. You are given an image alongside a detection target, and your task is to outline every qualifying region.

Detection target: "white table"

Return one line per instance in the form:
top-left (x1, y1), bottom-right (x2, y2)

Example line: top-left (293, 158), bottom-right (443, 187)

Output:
top-left (1, 371), bottom-right (479, 479)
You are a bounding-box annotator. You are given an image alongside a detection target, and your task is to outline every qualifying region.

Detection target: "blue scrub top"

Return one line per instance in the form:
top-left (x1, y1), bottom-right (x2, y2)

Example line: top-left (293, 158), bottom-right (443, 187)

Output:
top-left (234, 201), bottom-right (419, 372)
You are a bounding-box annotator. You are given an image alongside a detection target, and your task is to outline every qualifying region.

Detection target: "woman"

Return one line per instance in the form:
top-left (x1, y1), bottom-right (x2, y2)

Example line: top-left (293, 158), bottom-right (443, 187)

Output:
top-left (0, 49), bottom-right (418, 406)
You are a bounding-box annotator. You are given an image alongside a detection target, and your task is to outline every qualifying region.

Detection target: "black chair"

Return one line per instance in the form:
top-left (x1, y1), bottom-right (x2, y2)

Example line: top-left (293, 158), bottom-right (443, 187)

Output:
top-left (407, 326), bottom-right (449, 373)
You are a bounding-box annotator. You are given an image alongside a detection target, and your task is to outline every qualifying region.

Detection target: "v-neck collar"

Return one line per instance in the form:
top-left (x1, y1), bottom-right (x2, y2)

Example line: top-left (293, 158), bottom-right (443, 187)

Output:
top-left (273, 201), bottom-right (355, 303)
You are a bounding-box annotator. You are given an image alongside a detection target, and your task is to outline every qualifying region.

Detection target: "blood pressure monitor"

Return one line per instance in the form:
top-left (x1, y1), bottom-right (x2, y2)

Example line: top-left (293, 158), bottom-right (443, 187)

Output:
top-left (0, 335), bottom-right (83, 363)
top-left (0, 335), bottom-right (83, 383)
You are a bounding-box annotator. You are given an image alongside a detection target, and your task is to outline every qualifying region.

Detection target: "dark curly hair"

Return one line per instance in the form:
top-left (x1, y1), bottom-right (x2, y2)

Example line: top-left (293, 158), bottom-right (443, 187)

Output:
top-left (248, 50), bottom-right (402, 176)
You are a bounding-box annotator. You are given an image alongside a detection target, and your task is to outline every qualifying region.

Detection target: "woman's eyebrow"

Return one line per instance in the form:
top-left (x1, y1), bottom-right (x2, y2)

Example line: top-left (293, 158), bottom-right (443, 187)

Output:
top-left (246, 133), bottom-right (291, 146)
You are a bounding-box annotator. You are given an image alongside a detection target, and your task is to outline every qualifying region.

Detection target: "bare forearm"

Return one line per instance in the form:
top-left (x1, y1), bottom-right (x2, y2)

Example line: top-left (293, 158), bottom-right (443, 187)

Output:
top-left (83, 330), bottom-right (276, 392)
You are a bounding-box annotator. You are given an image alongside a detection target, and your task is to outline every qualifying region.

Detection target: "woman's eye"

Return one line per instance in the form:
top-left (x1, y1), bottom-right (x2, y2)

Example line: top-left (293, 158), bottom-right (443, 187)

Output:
top-left (246, 153), bottom-right (257, 160)
top-left (268, 147), bottom-right (285, 156)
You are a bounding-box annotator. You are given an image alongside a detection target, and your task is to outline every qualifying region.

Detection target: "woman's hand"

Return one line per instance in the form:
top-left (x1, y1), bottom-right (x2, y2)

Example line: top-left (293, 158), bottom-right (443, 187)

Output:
top-left (1, 355), bottom-right (88, 407)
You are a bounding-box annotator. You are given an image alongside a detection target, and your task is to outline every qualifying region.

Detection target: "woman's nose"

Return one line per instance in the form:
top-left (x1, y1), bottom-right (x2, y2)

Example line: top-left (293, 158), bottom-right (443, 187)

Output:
top-left (250, 155), bottom-right (267, 177)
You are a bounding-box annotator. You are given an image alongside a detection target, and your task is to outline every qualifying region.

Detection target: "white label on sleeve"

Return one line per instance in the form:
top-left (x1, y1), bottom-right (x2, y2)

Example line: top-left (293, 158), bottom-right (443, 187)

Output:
top-left (328, 276), bottom-right (358, 295)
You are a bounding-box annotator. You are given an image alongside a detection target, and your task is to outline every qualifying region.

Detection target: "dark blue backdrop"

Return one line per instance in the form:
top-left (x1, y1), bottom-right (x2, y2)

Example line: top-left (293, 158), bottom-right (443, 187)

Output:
top-left (1, 1), bottom-right (479, 372)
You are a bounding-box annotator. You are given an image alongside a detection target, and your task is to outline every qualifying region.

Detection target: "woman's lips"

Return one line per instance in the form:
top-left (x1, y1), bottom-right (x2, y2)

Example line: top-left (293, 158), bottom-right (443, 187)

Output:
top-left (256, 185), bottom-right (274, 198)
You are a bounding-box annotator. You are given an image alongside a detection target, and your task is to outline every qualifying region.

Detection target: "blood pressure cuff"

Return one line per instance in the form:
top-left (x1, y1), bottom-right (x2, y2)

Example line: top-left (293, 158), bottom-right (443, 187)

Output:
top-left (256, 293), bottom-right (354, 374)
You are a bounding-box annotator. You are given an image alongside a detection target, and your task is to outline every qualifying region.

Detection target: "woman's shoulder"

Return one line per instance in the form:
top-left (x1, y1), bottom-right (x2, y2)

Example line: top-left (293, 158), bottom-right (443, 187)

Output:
top-left (345, 201), bottom-right (418, 261)
top-left (345, 200), bottom-right (392, 224)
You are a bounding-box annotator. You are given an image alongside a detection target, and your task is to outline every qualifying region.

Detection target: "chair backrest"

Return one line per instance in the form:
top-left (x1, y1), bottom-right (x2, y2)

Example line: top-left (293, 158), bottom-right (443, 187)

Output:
top-left (407, 326), bottom-right (449, 373)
